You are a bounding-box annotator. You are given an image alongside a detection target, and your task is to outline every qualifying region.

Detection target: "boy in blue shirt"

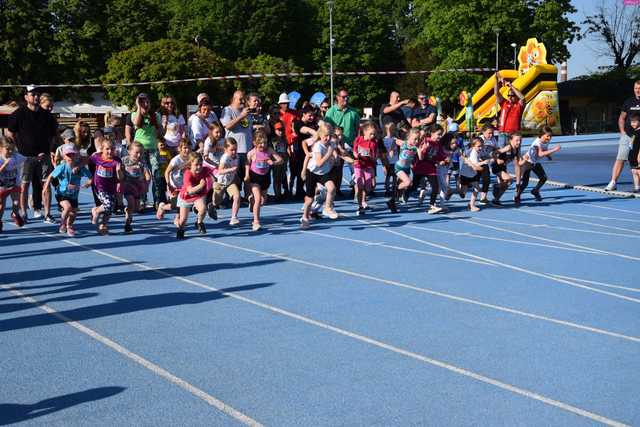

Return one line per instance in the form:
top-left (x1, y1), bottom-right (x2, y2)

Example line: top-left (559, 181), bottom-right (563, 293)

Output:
top-left (43, 144), bottom-right (91, 236)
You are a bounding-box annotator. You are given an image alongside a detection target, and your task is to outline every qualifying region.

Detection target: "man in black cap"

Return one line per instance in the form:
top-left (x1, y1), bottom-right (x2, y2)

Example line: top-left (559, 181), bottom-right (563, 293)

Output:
top-left (7, 85), bottom-right (58, 223)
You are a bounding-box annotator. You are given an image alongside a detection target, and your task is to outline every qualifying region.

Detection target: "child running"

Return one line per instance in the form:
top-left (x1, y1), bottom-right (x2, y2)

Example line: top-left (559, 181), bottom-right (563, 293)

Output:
top-left (245, 129), bottom-right (283, 231)
top-left (214, 138), bottom-right (242, 226)
top-left (43, 144), bottom-right (92, 236)
top-left (414, 124), bottom-right (447, 214)
top-left (387, 127), bottom-right (420, 213)
top-left (122, 141), bottom-right (152, 233)
top-left (176, 152), bottom-right (211, 239)
top-left (88, 138), bottom-right (123, 235)
top-left (353, 122), bottom-right (378, 215)
top-left (514, 126), bottom-right (560, 203)
top-left (158, 139), bottom-right (191, 222)
top-left (0, 138), bottom-right (27, 230)
top-left (491, 133), bottom-right (522, 206)
top-left (382, 122), bottom-right (399, 197)
top-left (459, 137), bottom-right (487, 212)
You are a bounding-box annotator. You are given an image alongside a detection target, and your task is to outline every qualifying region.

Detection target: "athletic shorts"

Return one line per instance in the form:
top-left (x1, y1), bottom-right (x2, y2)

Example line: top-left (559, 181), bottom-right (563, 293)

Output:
top-left (0, 186), bottom-right (21, 199)
top-left (213, 181), bottom-right (240, 206)
top-left (460, 174), bottom-right (479, 186)
top-left (21, 156), bottom-right (53, 184)
top-left (123, 180), bottom-right (147, 198)
top-left (354, 166), bottom-right (374, 190)
top-left (617, 134), bottom-right (632, 161)
top-left (56, 194), bottom-right (79, 209)
top-left (629, 138), bottom-right (640, 169)
top-left (305, 171), bottom-right (335, 198)
top-left (491, 163), bottom-right (507, 175)
top-left (176, 194), bottom-right (204, 209)
top-left (249, 170), bottom-right (271, 192)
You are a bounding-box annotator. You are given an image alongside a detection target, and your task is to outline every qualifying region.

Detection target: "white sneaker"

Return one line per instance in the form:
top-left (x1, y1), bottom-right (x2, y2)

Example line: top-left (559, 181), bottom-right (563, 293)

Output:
top-left (229, 217), bottom-right (239, 226)
top-left (300, 218), bottom-right (310, 229)
top-left (427, 205), bottom-right (443, 215)
top-left (32, 209), bottom-right (42, 219)
top-left (418, 189), bottom-right (426, 205)
top-left (252, 222), bottom-right (261, 232)
top-left (604, 180), bottom-right (617, 191)
top-left (322, 208), bottom-right (339, 220)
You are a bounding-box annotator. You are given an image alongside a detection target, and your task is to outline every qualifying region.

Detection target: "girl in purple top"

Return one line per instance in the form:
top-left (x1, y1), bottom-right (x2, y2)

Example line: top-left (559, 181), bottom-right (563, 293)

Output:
top-left (244, 129), bottom-right (282, 231)
top-left (88, 139), bottom-right (123, 235)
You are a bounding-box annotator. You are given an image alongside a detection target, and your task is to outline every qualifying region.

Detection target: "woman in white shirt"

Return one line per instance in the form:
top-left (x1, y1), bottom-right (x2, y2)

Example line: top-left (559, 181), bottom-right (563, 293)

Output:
top-left (160, 95), bottom-right (185, 152)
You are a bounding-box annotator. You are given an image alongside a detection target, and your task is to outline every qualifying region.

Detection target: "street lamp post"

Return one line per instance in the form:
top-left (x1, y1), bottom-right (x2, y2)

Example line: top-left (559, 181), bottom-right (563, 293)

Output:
top-left (327, 0), bottom-right (335, 102)
top-left (494, 27), bottom-right (501, 71)
top-left (511, 42), bottom-right (517, 69)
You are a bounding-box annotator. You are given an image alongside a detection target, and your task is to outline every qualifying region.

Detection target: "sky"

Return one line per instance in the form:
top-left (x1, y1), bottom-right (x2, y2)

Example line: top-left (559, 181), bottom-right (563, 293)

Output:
top-left (565, 0), bottom-right (624, 78)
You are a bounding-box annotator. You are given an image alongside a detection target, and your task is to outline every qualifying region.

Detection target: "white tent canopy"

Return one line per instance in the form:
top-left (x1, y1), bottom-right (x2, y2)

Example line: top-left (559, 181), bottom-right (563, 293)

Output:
top-left (52, 92), bottom-right (129, 115)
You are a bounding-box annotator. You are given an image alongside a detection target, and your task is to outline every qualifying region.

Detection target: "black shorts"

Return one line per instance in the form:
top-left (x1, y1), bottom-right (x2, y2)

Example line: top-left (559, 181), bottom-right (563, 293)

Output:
top-left (21, 156), bottom-right (53, 183)
top-left (460, 174), bottom-right (479, 186)
top-left (249, 170), bottom-right (271, 191)
top-left (629, 140), bottom-right (640, 169)
top-left (305, 171), bottom-right (335, 198)
top-left (491, 163), bottom-right (507, 175)
top-left (56, 194), bottom-right (79, 209)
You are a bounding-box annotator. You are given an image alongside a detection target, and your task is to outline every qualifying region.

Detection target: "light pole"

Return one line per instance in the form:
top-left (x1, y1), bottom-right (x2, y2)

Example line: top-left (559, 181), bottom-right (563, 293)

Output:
top-left (327, 0), bottom-right (335, 102)
top-left (493, 27), bottom-right (501, 71)
top-left (511, 43), bottom-right (517, 69)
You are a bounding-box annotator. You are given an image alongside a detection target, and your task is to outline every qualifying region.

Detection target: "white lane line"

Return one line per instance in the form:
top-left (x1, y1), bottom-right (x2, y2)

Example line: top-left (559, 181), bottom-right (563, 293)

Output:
top-left (1, 284), bottom-right (264, 427)
top-left (550, 275), bottom-right (640, 293)
top-left (588, 204), bottom-right (640, 215)
top-left (517, 209), bottom-right (640, 235)
top-left (14, 228), bottom-right (635, 425)
top-left (403, 224), bottom-right (603, 255)
top-left (476, 218), bottom-right (640, 239)
top-left (538, 210), bottom-right (640, 223)
top-left (459, 219), bottom-right (640, 263)
top-left (350, 217), bottom-right (640, 305)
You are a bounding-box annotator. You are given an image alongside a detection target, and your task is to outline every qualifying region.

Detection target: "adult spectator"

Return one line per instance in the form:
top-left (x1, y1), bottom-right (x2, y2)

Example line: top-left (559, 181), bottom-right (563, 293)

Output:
top-left (125, 93), bottom-right (163, 207)
top-left (411, 93), bottom-right (437, 129)
top-left (160, 94), bottom-right (185, 153)
top-left (290, 105), bottom-right (319, 199)
top-left (380, 91), bottom-right (410, 134)
top-left (319, 100), bottom-right (330, 119)
top-left (324, 88), bottom-right (360, 195)
top-left (247, 93), bottom-right (269, 137)
top-left (7, 85), bottom-right (58, 222)
top-left (494, 73), bottom-right (525, 147)
top-left (221, 90), bottom-right (253, 184)
top-left (188, 98), bottom-right (216, 150)
top-left (277, 93), bottom-right (300, 196)
top-left (605, 80), bottom-right (640, 192)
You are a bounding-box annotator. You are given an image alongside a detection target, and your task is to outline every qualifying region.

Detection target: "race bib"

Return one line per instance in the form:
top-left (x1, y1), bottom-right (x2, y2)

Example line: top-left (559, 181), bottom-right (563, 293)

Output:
top-left (357, 146), bottom-right (371, 157)
top-left (255, 161), bottom-right (269, 170)
top-left (96, 165), bottom-right (113, 178)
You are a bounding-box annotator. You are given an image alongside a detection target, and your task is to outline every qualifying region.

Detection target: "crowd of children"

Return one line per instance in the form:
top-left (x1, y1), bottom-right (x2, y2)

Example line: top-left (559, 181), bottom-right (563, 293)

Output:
top-left (0, 103), bottom-right (578, 239)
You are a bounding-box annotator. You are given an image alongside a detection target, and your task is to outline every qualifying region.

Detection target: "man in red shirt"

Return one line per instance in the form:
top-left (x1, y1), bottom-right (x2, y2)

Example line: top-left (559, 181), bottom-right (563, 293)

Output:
top-left (494, 73), bottom-right (525, 147)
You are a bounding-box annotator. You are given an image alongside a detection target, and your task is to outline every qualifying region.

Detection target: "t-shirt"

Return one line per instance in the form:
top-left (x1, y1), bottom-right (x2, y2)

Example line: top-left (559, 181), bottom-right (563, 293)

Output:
top-left (168, 155), bottom-right (189, 189)
top-left (395, 142), bottom-right (417, 171)
top-left (527, 138), bottom-right (548, 164)
top-left (122, 156), bottom-right (149, 183)
top-left (273, 136), bottom-right (288, 155)
top-left (383, 136), bottom-right (399, 164)
top-left (204, 137), bottom-right (225, 166)
top-left (292, 119), bottom-right (318, 153)
top-left (622, 96), bottom-right (640, 136)
top-left (180, 169), bottom-right (209, 199)
top-left (412, 105), bottom-right (437, 124)
top-left (162, 114), bottom-right (186, 147)
top-left (499, 100), bottom-right (524, 133)
top-left (220, 106), bottom-right (253, 154)
top-left (130, 111), bottom-right (161, 152)
top-left (89, 153), bottom-right (121, 194)
top-left (479, 136), bottom-right (499, 160)
top-left (353, 136), bottom-right (377, 169)
top-left (217, 153), bottom-right (238, 186)
top-left (460, 149), bottom-right (480, 178)
top-left (154, 148), bottom-right (172, 177)
top-left (7, 106), bottom-right (58, 156)
top-left (380, 104), bottom-right (407, 128)
top-left (51, 163), bottom-right (91, 199)
top-left (307, 141), bottom-right (334, 175)
top-left (188, 112), bottom-right (218, 148)
top-left (279, 109), bottom-right (300, 146)
top-left (414, 139), bottom-right (447, 176)
top-left (0, 154), bottom-right (26, 188)
top-left (324, 105), bottom-right (360, 145)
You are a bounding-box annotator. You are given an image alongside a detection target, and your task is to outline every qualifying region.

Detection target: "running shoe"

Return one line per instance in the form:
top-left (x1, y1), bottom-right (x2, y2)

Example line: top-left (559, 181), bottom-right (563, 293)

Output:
top-left (513, 195), bottom-right (521, 205)
top-left (32, 209), bottom-right (42, 219)
top-left (229, 217), bottom-right (240, 226)
top-left (59, 224), bottom-right (67, 234)
top-left (468, 204), bottom-right (480, 212)
top-left (67, 226), bottom-right (76, 237)
top-left (418, 189), bottom-right (426, 205)
top-left (478, 198), bottom-right (489, 206)
top-left (604, 180), bottom-right (617, 191)
top-left (252, 222), bottom-right (261, 232)
top-left (11, 212), bottom-right (25, 227)
top-left (634, 186), bottom-right (640, 194)
top-left (357, 207), bottom-right (365, 216)
top-left (196, 221), bottom-right (206, 234)
top-left (322, 208), bottom-right (339, 220)
top-left (386, 198), bottom-right (398, 213)
top-left (531, 188), bottom-right (543, 201)
top-left (207, 203), bottom-right (218, 220)
top-left (176, 227), bottom-right (185, 239)
top-left (445, 188), bottom-right (453, 201)
top-left (44, 215), bottom-right (56, 224)
top-left (124, 221), bottom-right (133, 234)
top-left (491, 200), bottom-right (503, 207)
top-left (300, 218), bottom-right (310, 230)
top-left (427, 205), bottom-right (443, 215)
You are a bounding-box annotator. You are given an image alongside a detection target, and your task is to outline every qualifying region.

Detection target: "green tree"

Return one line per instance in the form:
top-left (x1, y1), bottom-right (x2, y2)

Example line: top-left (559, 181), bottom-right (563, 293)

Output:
top-left (165, 0), bottom-right (318, 68)
top-left (234, 55), bottom-right (305, 105)
top-left (102, 39), bottom-right (233, 110)
top-left (414, 0), bottom-right (580, 101)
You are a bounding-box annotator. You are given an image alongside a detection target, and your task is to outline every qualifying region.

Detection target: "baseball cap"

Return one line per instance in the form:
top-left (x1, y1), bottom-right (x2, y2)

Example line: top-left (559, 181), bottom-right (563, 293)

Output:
top-left (197, 93), bottom-right (210, 104)
top-left (25, 85), bottom-right (40, 94)
top-left (61, 128), bottom-right (76, 141)
top-left (62, 143), bottom-right (78, 155)
top-left (137, 92), bottom-right (149, 100)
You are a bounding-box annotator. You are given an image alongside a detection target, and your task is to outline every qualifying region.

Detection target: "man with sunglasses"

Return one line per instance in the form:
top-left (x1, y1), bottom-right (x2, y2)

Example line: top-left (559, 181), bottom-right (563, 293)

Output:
top-left (7, 85), bottom-right (58, 223)
top-left (411, 93), bottom-right (437, 129)
top-left (494, 72), bottom-right (525, 148)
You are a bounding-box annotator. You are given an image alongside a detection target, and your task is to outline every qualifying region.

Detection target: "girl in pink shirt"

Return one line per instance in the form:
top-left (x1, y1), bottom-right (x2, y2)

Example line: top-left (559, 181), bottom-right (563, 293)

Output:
top-left (176, 152), bottom-right (212, 239)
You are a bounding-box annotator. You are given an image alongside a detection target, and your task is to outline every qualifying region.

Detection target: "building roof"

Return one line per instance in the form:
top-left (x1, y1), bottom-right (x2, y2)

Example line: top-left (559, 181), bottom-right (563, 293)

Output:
top-left (52, 92), bottom-right (129, 115)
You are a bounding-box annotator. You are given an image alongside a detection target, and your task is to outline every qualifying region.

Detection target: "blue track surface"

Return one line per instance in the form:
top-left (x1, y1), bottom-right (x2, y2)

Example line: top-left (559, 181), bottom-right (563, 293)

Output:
top-left (1, 138), bottom-right (639, 426)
